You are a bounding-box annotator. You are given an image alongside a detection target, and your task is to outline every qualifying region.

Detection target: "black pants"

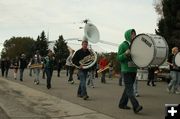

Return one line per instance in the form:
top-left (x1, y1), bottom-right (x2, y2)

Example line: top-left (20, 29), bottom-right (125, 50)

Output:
top-left (5, 68), bottom-right (9, 77)
top-left (147, 74), bottom-right (155, 85)
top-left (101, 71), bottom-right (106, 83)
top-left (68, 66), bottom-right (75, 81)
top-left (1, 68), bottom-right (5, 77)
top-left (57, 68), bottom-right (61, 77)
top-left (119, 72), bottom-right (140, 110)
top-left (45, 68), bottom-right (53, 88)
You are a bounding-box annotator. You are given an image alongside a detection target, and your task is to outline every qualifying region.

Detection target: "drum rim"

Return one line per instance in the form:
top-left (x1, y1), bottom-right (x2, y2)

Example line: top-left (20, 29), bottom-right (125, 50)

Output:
top-left (157, 35), bottom-right (169, 66)
top-left (130, 33), bottom-right (155, 68)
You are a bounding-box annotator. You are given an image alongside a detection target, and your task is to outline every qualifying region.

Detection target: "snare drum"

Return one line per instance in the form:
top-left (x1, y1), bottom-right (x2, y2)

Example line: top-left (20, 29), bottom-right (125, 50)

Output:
top-left (130, 34), bottom-right (169, 68)
top-left (174, 52), bottom-right (180, 67)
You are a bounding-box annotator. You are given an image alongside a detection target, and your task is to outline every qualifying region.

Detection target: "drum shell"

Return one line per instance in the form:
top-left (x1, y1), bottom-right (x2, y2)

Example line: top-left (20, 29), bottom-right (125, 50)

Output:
top-left (130, 34), bottom-right (169, 68)
top-left (175, 52), bottom-right (180, 67)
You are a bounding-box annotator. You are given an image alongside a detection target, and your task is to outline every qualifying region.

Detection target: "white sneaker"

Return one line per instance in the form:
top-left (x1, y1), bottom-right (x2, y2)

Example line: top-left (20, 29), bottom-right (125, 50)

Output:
top-left (175, 91), bottom-right (180, 94)
top-left (166, 88), bottom-right (170, 93)
top-left (135, 94), bottom-right (140, 97)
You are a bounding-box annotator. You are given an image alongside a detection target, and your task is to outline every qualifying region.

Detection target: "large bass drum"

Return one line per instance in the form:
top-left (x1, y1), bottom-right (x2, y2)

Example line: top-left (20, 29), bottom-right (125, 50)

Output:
top-left (174, 52), bottom-right (180, 67)
top-left (130, 34), bottom-right (169, 68)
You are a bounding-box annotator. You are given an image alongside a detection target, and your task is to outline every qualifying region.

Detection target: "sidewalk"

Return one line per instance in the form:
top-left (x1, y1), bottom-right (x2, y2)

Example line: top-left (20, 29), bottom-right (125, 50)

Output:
top-left (0, 78), bottom-right (115, 119)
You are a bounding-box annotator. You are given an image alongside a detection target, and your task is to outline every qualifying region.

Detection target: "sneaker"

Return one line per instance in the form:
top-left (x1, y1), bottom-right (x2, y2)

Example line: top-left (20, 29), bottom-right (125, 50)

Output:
top-left (175, 91), bottom-right (180, 94)
top-left (134, 105), bottom-right (143, 113)
top-left (135, 94), bottom-right (140, 97)
top-left (47, 85), bottom-right (51, 89)
top-left (147, 83), bottom-right (150, 86)
top-left (71, 81), bottom-right (74, 84)
top-left (83, 95), bottom-right (89, 100)
top-left (119, 105), bottom-right (131, 110)
top-left (167, 88), bottom-right (170, 93)
top-left (152, 84), bottom-right (156, 86)
top-left (91, 86), bottom-right (95, 88)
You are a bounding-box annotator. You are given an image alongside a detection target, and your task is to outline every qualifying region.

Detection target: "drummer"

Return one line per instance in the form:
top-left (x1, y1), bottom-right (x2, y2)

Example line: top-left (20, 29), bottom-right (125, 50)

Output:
top-left (167, 47), bottom-right (180, 94)
top-left (117, 29), bottom-right (143, 113)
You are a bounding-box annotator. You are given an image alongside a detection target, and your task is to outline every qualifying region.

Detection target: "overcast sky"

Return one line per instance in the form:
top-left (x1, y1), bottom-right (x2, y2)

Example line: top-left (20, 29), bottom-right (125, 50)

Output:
top-left (0, 0), bottom-right (158, 52)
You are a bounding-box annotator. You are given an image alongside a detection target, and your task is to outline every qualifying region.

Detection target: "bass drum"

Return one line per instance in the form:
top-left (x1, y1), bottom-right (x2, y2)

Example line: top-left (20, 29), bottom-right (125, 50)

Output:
top-left (130, 34), bottom-right (169, 68)
top-left (174, 52), bottom-right (180, 67)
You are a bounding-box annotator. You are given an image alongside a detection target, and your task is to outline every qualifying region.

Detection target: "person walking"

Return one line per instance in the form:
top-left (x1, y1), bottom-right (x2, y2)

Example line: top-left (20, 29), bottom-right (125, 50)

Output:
top-left (43, 50), bottom-right (54, 89)
top-left (99, 56), bottom-right (108, 83)
top-left (167, 47), bottom-right (180, 94)
top-left (66, 50), bottom-right (75, 84)
top-left (13, 57), bottom-right (19, 80)
top-left (30, 50), bottom-right (42, 85)
top-left (117, 29), bottom-right (143, 113)
top-left (4, 57), bottom-right (11, 78)
top-left (72, 38), bottom-right (91, 100)
top-left (1, 58), bottom-right (5, 77)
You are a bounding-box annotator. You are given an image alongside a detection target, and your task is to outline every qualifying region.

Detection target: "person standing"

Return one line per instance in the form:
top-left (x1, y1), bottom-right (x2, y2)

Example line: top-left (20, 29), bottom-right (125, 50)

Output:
top-left (72, 38), bottom-right (91, 100)
top-left (43, 50), bottom-right (54, 89)
top-left (117, 29), bottom-right (143, 113)
top-left (19, 54), bottom-right (27, 81)
top-left (167, 47), bottom-right (180, 94)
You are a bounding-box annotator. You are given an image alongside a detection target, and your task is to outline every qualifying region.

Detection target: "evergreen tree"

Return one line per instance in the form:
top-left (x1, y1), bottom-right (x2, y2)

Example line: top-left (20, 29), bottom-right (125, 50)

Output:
top-left (35, 31), bottom-right (49, 57)
top-left (155, 0), bottom-right (180, 50)
top-left (53, 35), bottom-right (70, 65)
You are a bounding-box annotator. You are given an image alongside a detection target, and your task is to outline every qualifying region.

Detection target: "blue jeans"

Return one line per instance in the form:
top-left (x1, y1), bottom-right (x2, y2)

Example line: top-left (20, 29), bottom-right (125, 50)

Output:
top-left (77, 70), bottom-right (88, 96)
top-left (87, 70), bottom-right (95, 86)
top-left (68, 66), bottom-right (75, 81)
top-left (20, 68), bottom-right (24, 80)
top-left (168, 71), bottom-right (180, 92)
top-left (34, 69), bottom-right (40, 82)
top-left (101, 71), bottom-right (106, 83)
top-left (119, 72), bottom-right (140, 110)
top-left (45, 68), bottom-right (53, 88)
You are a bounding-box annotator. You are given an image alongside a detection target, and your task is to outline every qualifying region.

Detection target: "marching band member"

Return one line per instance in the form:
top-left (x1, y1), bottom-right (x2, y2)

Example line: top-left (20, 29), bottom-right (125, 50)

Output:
top-left (13, 56), bottom-right (19, 80)
top-left (66, 50), bottom-right (75, 84)
top-left (43, 50), bottom-right (54, 89)
top-left (72, 38), bottom-right (90, 100)
top-left (19, 54), bottom-right (27, 81)
top-left (117, 29), bottom-right (143, 113)
top-left (30, 50), bottom-right (42, 85)
top-left (99, 55), bottom-right (108, 83)
top-left (167, 47), bottom-right (180, 94)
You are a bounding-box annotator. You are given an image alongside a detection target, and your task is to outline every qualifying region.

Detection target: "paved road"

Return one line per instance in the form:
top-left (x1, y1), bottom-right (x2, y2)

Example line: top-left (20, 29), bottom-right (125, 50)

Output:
top-left (2, 69), bottom-right (180, 119)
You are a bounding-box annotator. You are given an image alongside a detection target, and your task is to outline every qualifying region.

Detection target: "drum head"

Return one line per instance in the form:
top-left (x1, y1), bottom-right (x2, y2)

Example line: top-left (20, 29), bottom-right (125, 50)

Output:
top-left (175, 52), bottom-right (180, 67)
top-left (130, 34), bottom-right (154, 67)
